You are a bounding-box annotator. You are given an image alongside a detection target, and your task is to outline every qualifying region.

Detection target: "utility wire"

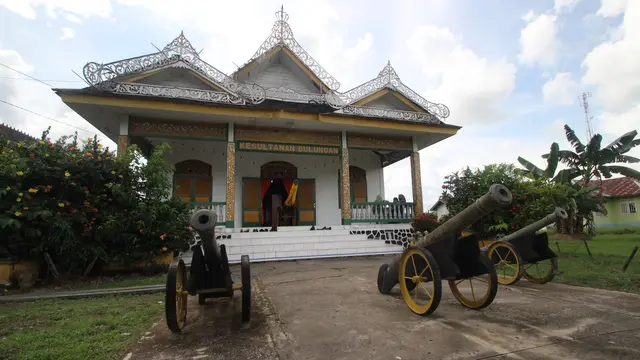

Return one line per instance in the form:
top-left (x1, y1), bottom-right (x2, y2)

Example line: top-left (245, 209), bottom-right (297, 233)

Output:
top-left (0, 63), bottom-right (54, 87)
top-left (0, 62), bottom-right (106, 138)
top-left (0, 76), bottom-right (83, 83)
top-left (0, 98), bottom-right (101, 136)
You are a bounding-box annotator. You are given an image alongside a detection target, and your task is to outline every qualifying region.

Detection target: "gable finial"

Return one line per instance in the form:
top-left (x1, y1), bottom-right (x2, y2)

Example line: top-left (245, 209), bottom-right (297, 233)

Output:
top-left (378, 61), bottom-right (399, 83)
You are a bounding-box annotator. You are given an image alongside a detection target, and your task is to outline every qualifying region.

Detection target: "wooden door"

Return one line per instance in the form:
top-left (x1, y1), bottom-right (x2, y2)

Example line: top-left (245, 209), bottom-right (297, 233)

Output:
top-left (297, 179), bottom-right (316, 226)
top-left (351, 180), bottom-right (367, 203)
top-left (174, 177), bottom-right (192, 203)
top-left (193, 178), bottom-right (212, 203)
top-left (242, 178), bottom-right (261, 227)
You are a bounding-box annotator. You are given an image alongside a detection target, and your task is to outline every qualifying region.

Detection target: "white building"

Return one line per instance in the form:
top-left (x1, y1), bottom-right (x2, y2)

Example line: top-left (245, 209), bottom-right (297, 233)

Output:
top-left (55, 8), bottom-right (461, 262)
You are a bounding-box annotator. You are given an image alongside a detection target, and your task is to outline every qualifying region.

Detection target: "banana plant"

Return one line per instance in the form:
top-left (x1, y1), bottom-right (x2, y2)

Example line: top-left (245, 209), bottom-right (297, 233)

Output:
top-left (517, 142), bottom-right (580, 183)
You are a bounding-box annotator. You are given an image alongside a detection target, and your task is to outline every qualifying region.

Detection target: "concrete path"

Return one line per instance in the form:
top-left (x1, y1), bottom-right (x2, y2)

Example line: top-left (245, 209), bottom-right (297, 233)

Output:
top-left (125, 256), bottom-right (640, 360)
top-left (0, 284), bottom-right (164, 303)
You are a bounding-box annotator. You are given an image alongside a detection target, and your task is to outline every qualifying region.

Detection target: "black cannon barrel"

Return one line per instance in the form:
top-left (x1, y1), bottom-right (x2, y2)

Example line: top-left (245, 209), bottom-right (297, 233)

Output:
top-left (498, 207), bottom-right (568, 244)
top-left (190, 209), bottom-right (220, 271)
top-left (379, 184), bottom-right (513, 293)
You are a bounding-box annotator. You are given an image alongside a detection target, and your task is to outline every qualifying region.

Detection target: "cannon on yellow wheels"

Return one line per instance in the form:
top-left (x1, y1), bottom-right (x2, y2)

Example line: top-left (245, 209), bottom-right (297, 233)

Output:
top-left (165, 209), bottom-right (251, 333)
top-left (378, 184), bottom-right (514, 315)
top-left (484, 207), bottom-right (567, 285)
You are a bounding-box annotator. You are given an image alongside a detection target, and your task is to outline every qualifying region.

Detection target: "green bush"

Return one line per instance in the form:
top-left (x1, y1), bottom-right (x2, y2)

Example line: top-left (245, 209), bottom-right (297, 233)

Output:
top-left (0, 129), bottom-right (192, 274)
top-left (440, 163), bottom-right (571, 238)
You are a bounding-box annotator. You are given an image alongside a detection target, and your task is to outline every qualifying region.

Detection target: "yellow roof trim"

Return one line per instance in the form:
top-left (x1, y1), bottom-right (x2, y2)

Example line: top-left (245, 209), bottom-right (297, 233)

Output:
top-left (60, 93), bottom-right (457, 135)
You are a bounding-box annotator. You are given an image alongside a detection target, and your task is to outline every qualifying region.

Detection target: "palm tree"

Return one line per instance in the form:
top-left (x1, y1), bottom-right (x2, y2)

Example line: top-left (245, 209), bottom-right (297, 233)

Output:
top-left (518, 125), bottom-right (640, 235)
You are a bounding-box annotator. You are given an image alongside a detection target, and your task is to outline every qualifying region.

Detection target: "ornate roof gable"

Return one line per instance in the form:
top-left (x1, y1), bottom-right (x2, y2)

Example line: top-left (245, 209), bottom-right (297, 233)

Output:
top-left (335, 62), bottom-right (450, 119)
top-left (82, 33), bottom-right (266, 105)
top-left (234, 6), bottom-right (341, 92)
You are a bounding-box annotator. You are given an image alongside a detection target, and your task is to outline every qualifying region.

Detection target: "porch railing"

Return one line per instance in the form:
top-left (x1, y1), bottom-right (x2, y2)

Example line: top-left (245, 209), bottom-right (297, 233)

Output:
top-left (351, 202), bottom-right (415, 223)
top-left (188, 202), bottom-right (226, 225)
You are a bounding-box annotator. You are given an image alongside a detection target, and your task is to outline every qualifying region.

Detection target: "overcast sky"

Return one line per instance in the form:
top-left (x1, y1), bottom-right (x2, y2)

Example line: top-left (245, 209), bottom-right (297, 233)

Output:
top-left (0, 0), bottom-right (638, 207)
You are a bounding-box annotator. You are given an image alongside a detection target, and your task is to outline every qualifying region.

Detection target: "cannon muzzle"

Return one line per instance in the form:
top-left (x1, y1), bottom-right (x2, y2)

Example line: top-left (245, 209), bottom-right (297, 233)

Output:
top-left (498, 207), bottom-right (567, 244)
top-left (378, 184), bottom-right (513, 294)
top-left (190, 209), bottom-right (218, 232)
top-left (190, 209), bottom-right (220, 269)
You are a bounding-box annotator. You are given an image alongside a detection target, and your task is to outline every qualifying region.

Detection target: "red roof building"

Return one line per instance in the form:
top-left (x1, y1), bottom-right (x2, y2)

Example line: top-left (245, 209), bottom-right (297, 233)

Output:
top-left (589, 177), bottom-right (640, 198)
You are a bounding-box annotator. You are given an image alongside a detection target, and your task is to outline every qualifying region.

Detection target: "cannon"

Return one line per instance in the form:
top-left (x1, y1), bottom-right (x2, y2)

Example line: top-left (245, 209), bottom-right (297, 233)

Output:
top-left (165, 209), bottom-right (251, 333)
top-left (482, 207), bottom-right (568, 285)
top-left (377, 184), bottom-right (513, 316)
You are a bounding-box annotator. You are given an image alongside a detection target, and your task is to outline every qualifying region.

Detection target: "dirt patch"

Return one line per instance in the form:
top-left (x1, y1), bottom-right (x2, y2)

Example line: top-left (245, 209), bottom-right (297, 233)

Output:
top-left (125, 280), bottom-right (279, 360)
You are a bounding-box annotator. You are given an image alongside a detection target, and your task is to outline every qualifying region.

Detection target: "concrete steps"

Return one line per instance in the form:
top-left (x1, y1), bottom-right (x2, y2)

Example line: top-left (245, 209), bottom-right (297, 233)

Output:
top-left (181, 226), bottom-right (405, 264)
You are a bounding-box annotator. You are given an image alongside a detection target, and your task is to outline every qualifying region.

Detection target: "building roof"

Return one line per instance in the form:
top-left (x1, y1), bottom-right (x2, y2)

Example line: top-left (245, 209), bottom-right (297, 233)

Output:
top-left (588, 177), bottom-right (640, 198)
top-left (0, 123), bottom-right (37, 142)
top-left (429, 198), bottom-right (447, 212)
top-left (59, 7), bottom-right (456, 129)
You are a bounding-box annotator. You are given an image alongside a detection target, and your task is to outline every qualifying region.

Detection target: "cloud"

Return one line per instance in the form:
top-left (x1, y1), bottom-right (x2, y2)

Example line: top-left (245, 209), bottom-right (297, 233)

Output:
top-left (64, 14), bottom-right (82, 23)
top-left (384, 129), bottom-right (555, 205)
top-left (0, 47), bottom-right (113, 148)
top-left (518, 12), bottom-right (559, 67)
top-left (596, 0), bottom-right (628, 17)
top-left (60, 27), bottom-right (75, 40)
top-left (582, 0), bottom-right (640, 136)
top-left (542, 72), bottom-right (580, 106)
top-left (405, 26), bottom-right (517, 126)
top-left (554, 0), bottom-right (582, 14)
top-left (0, 0), bottom-right (113, 20)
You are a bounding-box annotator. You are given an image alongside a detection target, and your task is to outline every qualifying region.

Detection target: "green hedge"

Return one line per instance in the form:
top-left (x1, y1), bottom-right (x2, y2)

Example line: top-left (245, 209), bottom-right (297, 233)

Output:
top-left (0, 129), bottom-right (192, 274)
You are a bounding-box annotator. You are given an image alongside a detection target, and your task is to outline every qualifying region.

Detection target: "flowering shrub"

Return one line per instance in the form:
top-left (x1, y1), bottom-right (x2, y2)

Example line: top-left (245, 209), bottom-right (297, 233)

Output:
top-left (412, 212), bottom-right (440, 233)
top-left (0, 129), bottom-right (192, 274)
top-left (440, 163), bottom-right (571, 238)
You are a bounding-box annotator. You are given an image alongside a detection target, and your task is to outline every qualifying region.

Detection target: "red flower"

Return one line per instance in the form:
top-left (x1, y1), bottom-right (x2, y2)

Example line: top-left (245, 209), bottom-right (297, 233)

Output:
top-left (93, 208), bottom-right (99, 213)
top-left (28, 154), bottom-right (35, 158)
top-left (511, 226), bottom-right (516, 229)
top-left (442, 185), bottom-right (446, 189)
top-left (23, 207), bottom-right (29, 211)
top-left (71, 209), bottom-right (78, 214)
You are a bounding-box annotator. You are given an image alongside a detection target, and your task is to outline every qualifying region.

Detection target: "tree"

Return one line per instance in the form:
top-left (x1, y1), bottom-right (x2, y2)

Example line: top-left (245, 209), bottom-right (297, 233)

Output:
top-left (517, 125), bottom-right (640, 235)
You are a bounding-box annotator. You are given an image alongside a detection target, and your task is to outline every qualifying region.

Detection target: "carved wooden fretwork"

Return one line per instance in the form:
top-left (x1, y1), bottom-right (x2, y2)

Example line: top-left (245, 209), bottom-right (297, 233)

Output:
top-left (236, 126), bottom-right (340, 146)
top-left (129, 117), bottom-right (226, 140)
top-left (347, 133), bottom-right (412, 150)
top-left (261, 161), bottom-right (298, 179)
top-left (175, 159), bottom-right (212, 176)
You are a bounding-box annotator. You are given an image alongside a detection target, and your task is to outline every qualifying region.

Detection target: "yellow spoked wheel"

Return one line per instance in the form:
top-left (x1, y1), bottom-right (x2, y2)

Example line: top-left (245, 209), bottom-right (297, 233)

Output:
top-left (398, 246), bottom-right (442, 316)
top-left (448, 257), bottom-right (498, 310)
top-left (166, 258), bottom-right (188, 333)
top-left (523, 257), bottom-right (558, 284)
top-left (487, 241), bottom-right (524, 285)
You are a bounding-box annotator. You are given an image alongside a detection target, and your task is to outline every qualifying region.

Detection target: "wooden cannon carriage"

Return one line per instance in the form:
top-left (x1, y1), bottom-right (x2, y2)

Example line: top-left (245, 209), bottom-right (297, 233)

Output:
top-left (165, 209), bottom-right (251, 333)
top-left (377, 184), bottom-right (514, 315)
top-left (482, 207), bottom-right (568, 285)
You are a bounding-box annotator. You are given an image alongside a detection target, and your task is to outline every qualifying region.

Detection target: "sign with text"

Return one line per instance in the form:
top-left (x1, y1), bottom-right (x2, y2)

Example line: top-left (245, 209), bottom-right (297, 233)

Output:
top-left (237, 141), bottom-right (340, 156)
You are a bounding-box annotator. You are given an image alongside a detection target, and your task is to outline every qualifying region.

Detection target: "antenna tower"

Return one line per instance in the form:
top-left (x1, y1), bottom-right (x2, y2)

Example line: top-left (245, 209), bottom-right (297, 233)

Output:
top-left (579, 92), bottom-right (593, 140)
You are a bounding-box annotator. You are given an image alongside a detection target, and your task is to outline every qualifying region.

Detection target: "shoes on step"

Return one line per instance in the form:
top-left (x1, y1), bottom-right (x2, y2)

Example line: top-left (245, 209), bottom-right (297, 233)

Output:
top-left (310, 226), bottom-right (315, 231)
top-left (270, 227), bottom-right (277, 232)
top-left (253, 229), bottom-right (258, 232)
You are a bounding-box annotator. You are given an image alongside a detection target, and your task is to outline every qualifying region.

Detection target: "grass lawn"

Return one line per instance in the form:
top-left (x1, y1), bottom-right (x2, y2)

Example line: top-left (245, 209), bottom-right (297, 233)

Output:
top-left (550, 233), bottom-right (640, 294)
top-left (0, 293), bottom-right (164, 360)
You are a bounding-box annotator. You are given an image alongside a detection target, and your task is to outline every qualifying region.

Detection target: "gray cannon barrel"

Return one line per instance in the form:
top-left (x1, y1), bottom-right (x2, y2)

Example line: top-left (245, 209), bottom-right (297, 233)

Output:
top-left (190, 209), bottom-right (220, 270)
top-left (379, 184), bottom-right (513, 293)
top-left (498, 207), bottom-right (568, 244)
